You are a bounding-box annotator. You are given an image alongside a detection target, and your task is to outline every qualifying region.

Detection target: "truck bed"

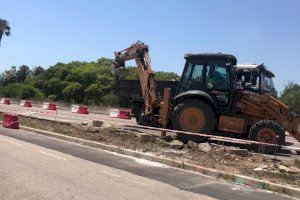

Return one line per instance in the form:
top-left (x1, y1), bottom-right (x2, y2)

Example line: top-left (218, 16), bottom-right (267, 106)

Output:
top-left (115, 80), bottom-right (179, 108)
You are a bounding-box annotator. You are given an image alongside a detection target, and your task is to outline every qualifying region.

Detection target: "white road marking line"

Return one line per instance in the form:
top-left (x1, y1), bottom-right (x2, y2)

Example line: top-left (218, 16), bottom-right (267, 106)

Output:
top-left (1, 138), bottom-right (23, 146)
top-left (101, 170), bottom-right (121, 178)
top-left (39, 151), bottom-right (68, 161)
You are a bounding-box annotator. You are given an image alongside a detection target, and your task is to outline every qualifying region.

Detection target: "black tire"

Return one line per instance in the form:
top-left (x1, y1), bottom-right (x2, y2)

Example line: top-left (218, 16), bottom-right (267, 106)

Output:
top-left (249, 120), bottom-right (285, 154)
top-left (133, 108), bottom-right (147, 126)
top-left (132, 104), bottom-right (158, 127)
top-left (173, 100), bottom-right (216, 143)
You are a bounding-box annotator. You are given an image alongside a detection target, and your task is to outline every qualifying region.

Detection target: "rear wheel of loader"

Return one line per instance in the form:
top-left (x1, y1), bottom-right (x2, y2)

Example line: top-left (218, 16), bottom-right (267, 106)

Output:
top-left (249, 120), bottom-right (285, 154)
top-left (173, 100), bottom-right (216, 143)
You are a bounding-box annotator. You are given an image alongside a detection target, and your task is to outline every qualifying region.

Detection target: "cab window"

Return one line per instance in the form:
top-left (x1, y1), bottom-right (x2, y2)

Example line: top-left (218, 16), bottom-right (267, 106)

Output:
top-left (178, 62), bottom-right (204, 93)
top-left (206, 61), bottom-right (230, 90)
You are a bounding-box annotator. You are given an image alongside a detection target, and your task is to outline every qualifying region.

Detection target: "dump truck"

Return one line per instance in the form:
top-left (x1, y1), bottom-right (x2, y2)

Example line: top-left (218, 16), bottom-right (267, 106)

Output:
top-left (115, 79), bottom-right (179, 108)
top-left (114, 41), bottom-right (300, 148)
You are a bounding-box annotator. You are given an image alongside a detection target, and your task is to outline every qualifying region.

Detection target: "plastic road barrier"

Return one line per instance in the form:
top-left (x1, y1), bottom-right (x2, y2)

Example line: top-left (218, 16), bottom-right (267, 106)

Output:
top-left (71, 105), bottom-right (89, 114)
top-left (43, 102), bottom-right (57, 111)
top-left (2, 113), bottom-right (19, 129)
top-left (20, 100), bottom-right (32, 107)
top-left (0, 98), bottom-right (10, 105)
top-left (119, 110), bottom-right (131, 119)
top-left (109, 109), bottom-right (120, 118)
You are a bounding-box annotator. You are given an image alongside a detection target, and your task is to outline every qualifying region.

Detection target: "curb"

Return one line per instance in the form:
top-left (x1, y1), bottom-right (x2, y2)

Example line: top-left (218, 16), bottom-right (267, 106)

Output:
top-left (19, 125), bottom-right (300, 198)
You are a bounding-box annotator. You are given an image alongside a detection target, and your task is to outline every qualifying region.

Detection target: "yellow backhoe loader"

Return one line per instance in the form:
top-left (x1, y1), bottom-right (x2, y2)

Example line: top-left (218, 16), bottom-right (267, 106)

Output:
top-left (114, 41), bottom-right (300, 149)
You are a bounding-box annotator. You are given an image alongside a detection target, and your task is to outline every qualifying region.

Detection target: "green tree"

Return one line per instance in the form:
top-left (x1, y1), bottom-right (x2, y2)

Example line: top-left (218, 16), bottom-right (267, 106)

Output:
top-left (63, 82), bottom-right (84, 103)
top-left (155, 71), bottom-right (179, 81)
top-left (0, 19), bottom-right (11, 45)
top-left (16, 65), bottom-right (31, 82)
top-left (32, 66), bottom-right (46, 76)
top-left (97, 57), bottom-right (114, 67)
top-left (279, 82), bottom-right (300, 113)
top-left (84, 84), bottom-right (101, 104)
top-left (120, 66), bottom-right (179, 81)
top-left (1, 66), bottom-right (17, 85)
top-left (123, 66), bottom-right (139, 80)
top-left (19, 84), bottom-right (43, 100)
top-left (47, 77), bottom-right (64, 99)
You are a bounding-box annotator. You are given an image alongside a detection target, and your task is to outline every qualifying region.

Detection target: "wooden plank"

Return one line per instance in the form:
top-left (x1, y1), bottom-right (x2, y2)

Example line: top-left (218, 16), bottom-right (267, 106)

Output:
top-left (123, 124), bottom-right (300, 150)
top-left (209, 137), bottom-right (251, 145)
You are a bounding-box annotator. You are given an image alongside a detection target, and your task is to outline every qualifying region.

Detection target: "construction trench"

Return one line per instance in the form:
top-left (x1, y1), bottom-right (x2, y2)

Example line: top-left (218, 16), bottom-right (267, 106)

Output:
top-left (0, 111), bottom-right (299, 192)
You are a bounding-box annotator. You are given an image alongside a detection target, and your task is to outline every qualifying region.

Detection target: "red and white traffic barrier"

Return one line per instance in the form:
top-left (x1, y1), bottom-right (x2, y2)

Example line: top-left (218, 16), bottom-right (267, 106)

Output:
top-left (71, 105), bottom-right (89, 114)
top-left (20, 100), bottom-right (32, 107)
top-left (42, 102), bottom-right (57, 111)
top-left (0, 98), bottom-right (10, 105)
top-left (119, 110), bottom-right (131, 119)
top-left (109, 109), bottom-right (131, 119)
top-left (109, 109), bottom-right (120, 118)
top-left (2, 113), bottom-right (19, 129)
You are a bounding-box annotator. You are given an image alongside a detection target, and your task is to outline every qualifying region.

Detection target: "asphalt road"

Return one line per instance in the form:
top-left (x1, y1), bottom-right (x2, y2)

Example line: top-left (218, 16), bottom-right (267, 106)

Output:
top-left (0, 127), bottom-right (295, 200)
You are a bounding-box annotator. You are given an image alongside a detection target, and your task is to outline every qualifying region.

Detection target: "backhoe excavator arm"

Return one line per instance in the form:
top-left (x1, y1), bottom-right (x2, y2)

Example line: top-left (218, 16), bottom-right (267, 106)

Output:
top-left (114, 41), bottom-right (159, 115)
top-left (114, 41), bottom-right (171, 132)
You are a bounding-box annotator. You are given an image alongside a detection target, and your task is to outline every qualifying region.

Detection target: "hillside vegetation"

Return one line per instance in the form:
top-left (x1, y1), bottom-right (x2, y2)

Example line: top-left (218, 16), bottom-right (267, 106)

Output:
top-left (0, 58), bottom-right (179, 106)
top-left (279, 82), bottom-right (300, 114)
top-left (1, 56), bottom-right (298, 112)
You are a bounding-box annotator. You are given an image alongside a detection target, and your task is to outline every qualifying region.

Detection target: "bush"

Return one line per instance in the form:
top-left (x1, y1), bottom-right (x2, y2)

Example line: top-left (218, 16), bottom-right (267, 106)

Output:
top-left (48, 94), bottom-right (58, 101)
top-left (19, 84), bottom-right (43, 100)
top-left (279, 82), bottom-right (300, 113)
top-left (102, 93), bottom-right (118, 106)
top-left (1, 83), bottom-right (43, 100)
top-left (1, 83), bottom-right (20, 97)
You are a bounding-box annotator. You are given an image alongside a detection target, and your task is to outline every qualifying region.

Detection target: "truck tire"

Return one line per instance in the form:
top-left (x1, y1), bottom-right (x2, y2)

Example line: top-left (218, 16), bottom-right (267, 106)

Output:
top-left (173, 100), bottom-right (216, 143)
top-left (249, 120), bottom-right (285, 154)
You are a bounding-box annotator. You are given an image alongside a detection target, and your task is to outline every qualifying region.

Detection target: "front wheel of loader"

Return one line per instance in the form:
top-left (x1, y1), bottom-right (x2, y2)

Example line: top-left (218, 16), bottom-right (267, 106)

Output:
top-left (133, 108), bottom-right (148, 126)
top-left (173, 100), bottom-right (216, 143)
top-left (249, 120), bottom-right (285, 154)
top-left (132, 103), bottom-right (146, 126)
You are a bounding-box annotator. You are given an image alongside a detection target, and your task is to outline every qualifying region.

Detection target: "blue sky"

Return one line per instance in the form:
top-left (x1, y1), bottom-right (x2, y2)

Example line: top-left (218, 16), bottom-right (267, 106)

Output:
top-left (0, 0), bottom-right (299, 92)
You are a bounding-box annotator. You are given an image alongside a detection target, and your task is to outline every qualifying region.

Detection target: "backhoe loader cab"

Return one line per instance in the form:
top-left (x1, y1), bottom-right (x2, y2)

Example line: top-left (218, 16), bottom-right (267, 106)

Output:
top-left (174, 53), bottom-right (237, 117)
top-left (235, 64), bottom-right (278, 97)
top-left (177, 53), bottom-right (236, 93)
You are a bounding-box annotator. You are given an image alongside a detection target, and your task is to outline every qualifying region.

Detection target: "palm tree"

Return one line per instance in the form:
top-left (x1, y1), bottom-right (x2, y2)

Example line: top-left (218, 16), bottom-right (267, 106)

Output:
top-left (0, 18), bottom-right (11, 45)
